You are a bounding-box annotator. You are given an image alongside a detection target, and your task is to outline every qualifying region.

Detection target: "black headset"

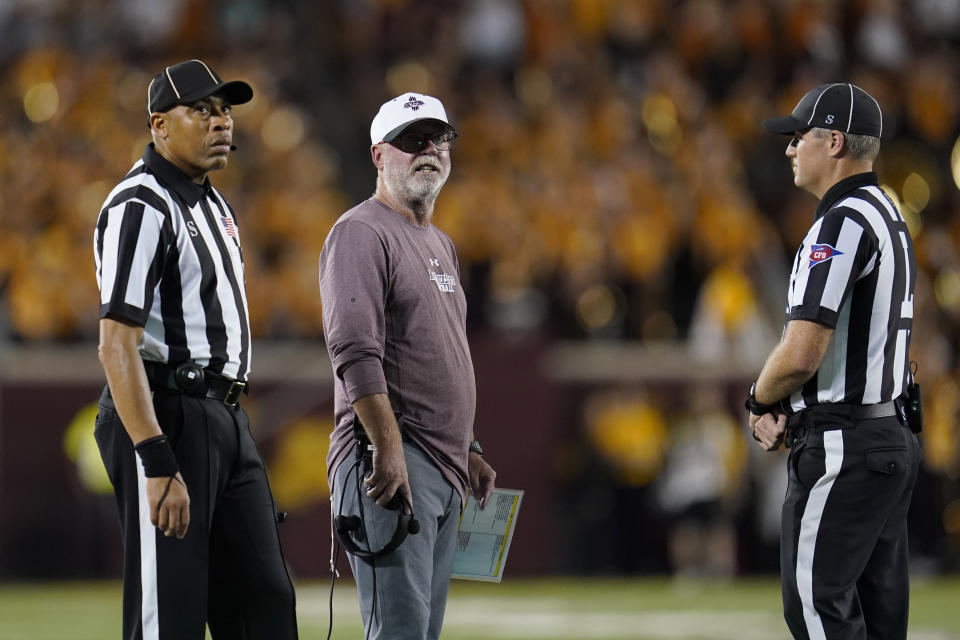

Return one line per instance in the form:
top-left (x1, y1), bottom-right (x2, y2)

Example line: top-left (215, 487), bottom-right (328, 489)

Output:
top-left (333, 437), bottom-right (420, 560)
top-left (327, 425), bottom-right (422, 640)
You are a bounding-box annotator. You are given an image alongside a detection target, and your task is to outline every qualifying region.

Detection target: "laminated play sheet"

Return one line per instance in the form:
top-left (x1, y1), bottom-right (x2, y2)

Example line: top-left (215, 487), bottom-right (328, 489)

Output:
top-left (452, 488), bottom-right (524, 582)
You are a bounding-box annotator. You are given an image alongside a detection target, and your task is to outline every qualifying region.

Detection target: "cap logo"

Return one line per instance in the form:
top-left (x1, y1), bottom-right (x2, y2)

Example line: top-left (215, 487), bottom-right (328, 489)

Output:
top-left (809, 243), bottom-right (844, 267)
top-left (825, 114), bottom-right (835, 124)
top-left (403, 95), bottom-right (425, 111)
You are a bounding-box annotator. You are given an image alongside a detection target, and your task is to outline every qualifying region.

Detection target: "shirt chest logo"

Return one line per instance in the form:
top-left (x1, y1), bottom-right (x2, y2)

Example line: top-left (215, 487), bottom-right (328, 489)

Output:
top-left (429, 270), bottom-right (456, 293)
top-left (809, 243), bottom-right (843, 267)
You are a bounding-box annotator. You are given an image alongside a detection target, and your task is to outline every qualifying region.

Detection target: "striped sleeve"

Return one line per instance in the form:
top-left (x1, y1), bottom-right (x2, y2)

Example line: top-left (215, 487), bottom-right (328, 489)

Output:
top-left (788, 210), bottom-right (877, 328)
top-left (96, 200), bottom-right (170, 326)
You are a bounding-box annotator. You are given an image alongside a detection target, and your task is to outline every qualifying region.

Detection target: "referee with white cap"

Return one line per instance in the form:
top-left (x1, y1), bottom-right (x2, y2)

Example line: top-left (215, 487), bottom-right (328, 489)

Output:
top-left (747, 83), bottom-right (921, 639)
top-left (94, 59), bottom-right (297, 639)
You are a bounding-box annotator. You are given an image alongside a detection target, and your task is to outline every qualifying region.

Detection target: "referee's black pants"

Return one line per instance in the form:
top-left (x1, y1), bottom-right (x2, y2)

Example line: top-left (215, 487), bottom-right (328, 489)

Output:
top-left (95, 386), bottom-right (298, 640)
top-left (781, 406), bottom-right (920, 640)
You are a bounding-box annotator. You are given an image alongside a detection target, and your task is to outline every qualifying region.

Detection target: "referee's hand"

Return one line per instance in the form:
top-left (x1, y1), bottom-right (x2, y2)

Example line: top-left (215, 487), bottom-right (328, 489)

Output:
top-left (750, 412), bottom-right (787, 451)
top-left (147, 473), bottom-right (190, 539)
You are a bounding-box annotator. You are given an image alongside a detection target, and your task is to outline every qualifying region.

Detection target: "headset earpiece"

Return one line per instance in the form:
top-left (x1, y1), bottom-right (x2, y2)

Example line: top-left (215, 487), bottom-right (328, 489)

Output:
top-left (334, 434), bottom-right (420, 560)
top-left (335, 508), bottom-right (418, 559)
top-left (334, 514), bottom-right (362, 534)
top-left (393, 494), bottom-right (420, 534)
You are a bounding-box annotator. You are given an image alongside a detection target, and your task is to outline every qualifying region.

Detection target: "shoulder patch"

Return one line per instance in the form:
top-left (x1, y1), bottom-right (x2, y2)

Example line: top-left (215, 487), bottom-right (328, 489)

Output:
top-left (809, 243), bottom-right (844, 267)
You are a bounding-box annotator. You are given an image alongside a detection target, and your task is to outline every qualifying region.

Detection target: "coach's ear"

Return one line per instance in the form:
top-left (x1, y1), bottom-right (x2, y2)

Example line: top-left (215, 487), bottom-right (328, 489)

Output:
top-left (371, 143), bottom-right (386, 171)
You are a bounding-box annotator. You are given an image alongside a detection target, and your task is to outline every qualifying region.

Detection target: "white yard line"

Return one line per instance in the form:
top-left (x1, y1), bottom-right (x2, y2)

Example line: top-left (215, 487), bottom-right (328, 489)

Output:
top-left (445, 609), bottom-right (780, 639)
top-left (297, 585), bottom-right (959, 640)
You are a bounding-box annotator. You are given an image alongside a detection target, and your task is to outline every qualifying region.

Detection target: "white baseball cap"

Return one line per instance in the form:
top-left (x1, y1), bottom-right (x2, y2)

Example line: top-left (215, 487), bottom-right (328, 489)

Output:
top-left (369, 93), bottom-right (455, 145)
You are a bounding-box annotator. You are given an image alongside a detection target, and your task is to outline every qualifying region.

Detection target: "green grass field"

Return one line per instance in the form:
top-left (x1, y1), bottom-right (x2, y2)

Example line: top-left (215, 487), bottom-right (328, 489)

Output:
top-left (2, 577), bottom-right (960, 639)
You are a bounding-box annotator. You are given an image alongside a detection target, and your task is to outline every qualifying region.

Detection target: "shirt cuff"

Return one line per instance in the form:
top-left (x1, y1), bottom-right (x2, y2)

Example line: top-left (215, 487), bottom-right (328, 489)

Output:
top-left (788, 306), bottom-right (837, 329)
top-left (341, 358), bottom-right (388, 404)
top-left (99, 303), bottom-right (148, 327)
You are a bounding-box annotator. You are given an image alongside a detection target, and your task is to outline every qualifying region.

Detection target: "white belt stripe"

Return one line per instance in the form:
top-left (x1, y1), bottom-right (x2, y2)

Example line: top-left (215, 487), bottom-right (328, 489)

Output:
top-left (796, 430), bottom-right (844, 640)
top-left (137, 460), bottom-right (160, 640)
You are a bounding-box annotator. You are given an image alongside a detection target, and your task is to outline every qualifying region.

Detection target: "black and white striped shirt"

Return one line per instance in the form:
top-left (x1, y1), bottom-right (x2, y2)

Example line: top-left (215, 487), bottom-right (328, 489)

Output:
top-left (785, 172), bottom-right (916, 412)
top-left (94, 144), bottom-right (251, 381)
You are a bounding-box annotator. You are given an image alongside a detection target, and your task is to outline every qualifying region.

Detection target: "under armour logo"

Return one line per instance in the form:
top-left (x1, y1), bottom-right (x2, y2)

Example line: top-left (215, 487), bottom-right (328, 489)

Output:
top-left (429, 258), bottom-right (440, 267)
top-left (404, 95), bottom-right (425, 111)
top-left (825, 114), bottom-right (835, 124)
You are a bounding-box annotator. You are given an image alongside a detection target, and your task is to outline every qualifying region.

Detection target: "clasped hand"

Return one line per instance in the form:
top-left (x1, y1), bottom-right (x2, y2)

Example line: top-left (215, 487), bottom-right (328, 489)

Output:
top-left (750, 412), bottom-right (787, 451)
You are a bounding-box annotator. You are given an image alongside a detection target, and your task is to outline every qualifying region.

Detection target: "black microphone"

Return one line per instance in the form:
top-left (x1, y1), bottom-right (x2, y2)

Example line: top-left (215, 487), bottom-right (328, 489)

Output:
top-left (229, 144), bottom-right (237, 151)
top-left (334, 514), bottom-right (361, 533)
top-left (387, 494), bottom-right (420, 534)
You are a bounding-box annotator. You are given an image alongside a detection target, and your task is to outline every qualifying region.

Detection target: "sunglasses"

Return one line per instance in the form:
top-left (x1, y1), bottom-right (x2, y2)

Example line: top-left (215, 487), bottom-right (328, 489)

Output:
top-left (390, 130), bottom-right (458, 154)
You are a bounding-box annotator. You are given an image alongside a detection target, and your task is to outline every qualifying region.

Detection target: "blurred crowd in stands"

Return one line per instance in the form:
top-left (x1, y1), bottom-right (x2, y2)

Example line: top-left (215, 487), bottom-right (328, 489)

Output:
top-left (3, 0), bottom-right (960, 570)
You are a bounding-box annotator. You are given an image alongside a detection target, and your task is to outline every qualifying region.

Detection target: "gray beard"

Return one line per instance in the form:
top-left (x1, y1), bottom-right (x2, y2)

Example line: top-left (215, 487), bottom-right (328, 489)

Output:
top-left (385, 173), bottom-right (445, 222)
top-left (404, 194), bottom-right (434, 225)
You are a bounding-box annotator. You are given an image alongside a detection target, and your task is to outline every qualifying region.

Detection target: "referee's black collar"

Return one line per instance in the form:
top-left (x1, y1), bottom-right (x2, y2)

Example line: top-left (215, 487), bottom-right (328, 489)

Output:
top-left (142, 143), bottom-right (211, 207)
top-left (815, 172), bottom-right (878, 220)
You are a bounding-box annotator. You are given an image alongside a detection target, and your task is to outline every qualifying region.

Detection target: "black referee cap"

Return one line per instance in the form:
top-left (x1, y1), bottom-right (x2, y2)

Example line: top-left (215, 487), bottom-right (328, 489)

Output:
top-left (763, 83), bottom-right (882, 138)
top-left (147, 60), bottom-right (253, 114)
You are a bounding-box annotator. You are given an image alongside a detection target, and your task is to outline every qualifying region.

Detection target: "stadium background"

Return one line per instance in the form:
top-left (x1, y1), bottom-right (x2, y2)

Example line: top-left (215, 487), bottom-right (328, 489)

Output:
top-left (1, 0), bottom-right (960, 615)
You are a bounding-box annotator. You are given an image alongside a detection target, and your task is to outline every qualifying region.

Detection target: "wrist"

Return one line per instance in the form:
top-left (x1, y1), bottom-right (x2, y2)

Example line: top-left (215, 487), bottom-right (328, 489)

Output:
top-left (134, 434), bottom-right (179, 477)
top-left (745, 382), bottom-right (778, 416)
top-left (469, 440), bottom-right (484, 457)
top-left (364, 424), bottom-right (402, 449)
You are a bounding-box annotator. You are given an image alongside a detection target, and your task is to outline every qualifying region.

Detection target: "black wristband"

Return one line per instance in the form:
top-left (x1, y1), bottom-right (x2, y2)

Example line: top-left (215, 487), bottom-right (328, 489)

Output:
top-left (134, 434), bottom-right (179, 477)
top-left (745, 382), bottom-right (778, 416)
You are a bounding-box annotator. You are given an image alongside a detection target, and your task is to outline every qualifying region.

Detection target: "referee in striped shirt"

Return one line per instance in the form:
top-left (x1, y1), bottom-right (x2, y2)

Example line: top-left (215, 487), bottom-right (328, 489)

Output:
top-left (747, 83), bottom-right (921, 640)
top-left (93, 60), bottom-right (297, 639)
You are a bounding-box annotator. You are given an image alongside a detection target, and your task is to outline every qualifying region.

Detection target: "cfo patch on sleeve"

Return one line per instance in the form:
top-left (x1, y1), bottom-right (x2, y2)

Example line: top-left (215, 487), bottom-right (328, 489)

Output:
top-left (809, 243), bottom-right (844, 267)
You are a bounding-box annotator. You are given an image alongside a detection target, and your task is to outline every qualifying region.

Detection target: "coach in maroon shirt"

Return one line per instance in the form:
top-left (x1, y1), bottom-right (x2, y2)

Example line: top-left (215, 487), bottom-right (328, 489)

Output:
top-left (319, 93), bottom-right (496, 640)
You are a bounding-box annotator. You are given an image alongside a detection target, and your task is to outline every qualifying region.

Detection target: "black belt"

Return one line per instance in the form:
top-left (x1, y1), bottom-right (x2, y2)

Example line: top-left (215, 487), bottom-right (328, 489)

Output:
top-left (786, 400), bottom-right (902, 446)
top-left (789, 400), bottom-right (899, 423)
top-left (142, 360), bottom-right (248, 408)
top-left (846, 400), bottom-right (900, 420)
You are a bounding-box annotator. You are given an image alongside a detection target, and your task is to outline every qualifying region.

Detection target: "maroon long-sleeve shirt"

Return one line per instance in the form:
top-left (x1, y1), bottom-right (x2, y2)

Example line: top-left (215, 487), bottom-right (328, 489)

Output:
top-left (319, 197), bottom-right (475, 501)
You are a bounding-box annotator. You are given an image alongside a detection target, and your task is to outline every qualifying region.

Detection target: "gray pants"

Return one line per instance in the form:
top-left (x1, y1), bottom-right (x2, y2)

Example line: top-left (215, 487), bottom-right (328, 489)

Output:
top-left (332, 440), bottom-right (462, 640)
